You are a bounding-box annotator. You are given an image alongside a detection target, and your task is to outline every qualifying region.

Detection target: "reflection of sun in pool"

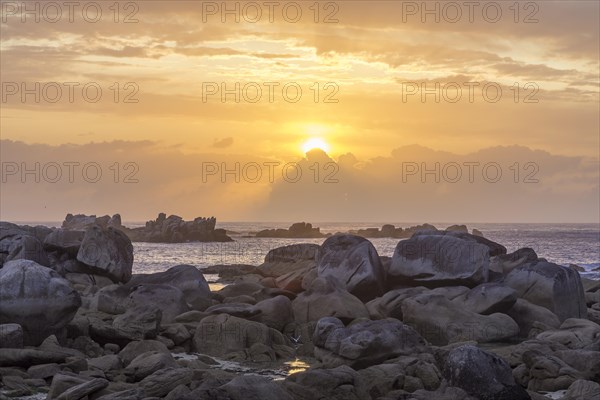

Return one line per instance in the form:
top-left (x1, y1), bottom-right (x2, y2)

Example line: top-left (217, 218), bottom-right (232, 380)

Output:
top-left (285, 358), bottom-right (311, 375)
top-left (302, 137), bottom-right (330, 154)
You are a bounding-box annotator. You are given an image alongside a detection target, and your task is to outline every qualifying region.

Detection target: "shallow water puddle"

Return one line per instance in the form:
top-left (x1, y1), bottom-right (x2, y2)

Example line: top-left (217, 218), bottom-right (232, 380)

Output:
top-left (172, 352), bottom-right (311, 380)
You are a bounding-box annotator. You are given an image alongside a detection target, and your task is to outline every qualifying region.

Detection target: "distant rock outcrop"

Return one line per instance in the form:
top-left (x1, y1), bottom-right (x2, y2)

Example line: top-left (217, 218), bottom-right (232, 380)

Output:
top-left (122, 213), bottom-right (232, 243)
top-left (350, 223), bottom-right (437, 239)
top-left (61, 213), bottom-right (232, 243)
top-left (256, 222), bottom-right (326, 238)
top-left (63, 213), bottom-right (122, 230)
top-left (351, 223), bottom-right (486, 239)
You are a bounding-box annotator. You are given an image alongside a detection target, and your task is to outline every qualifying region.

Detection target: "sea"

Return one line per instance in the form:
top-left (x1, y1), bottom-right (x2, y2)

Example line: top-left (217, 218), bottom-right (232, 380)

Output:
top-left (20, 221), bottom-right (600, 280)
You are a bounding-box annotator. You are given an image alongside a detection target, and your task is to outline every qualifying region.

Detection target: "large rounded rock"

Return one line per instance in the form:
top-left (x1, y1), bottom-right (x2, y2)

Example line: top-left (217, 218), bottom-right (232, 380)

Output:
top-left (275, 267), bottom-right (315, 293)
top-left (452, 283), bottom-right (517, 315)
top-left (77, 224), bottom-right (133, 283)
top-left (0, 324), bottom-right (24, 348)
top-left (124, 351), bottom-right (178, 381)
top-left (251, 295), bottom-right (294, 331)
top-left (43, 229), bottom-right (84, 255)
top-left (4, 235), bottom-right (48, 266)
top-left (536, 318), bottom-right (600, 350)
top-left (193, 314), bottom-right (286, 359)
top-left (0, 222), bottom-right (51, 267)
top-left (313, 317), bottom-right (429, 369)
top-left (506, 299), bottom-right (561, 337)
top-left (489, 247), bottom-right (537, 276)
top-left (366, 287), bottom-right (429, 320)
top-left (292, 276), bottom-right (369, 324)
top-left (128, 284), bottom-right (189, 324)
top-left (522, 350), bottom-right (583, 392)
top-left (414, 230), bottom-right (507, 256)
top-left (112, 305), bottom-right (161, 341)
top-left (259, 244), bottom-right (320, 277)
top-left (504, 261), bottom-right (587, 321)
top-left (317, 235), bottom-right (385, 301)
top-left (126, 265), bottom-right (210, 307)
top-left (139, 367), bottom-right (193, 398)
top-left (0, 260), bottom-right (81, 345)
top-left (118, 340), bottom-right (170, 366)
top-left (401, 293), bottom-right (519, 345)
top-left (388, 234), bottom-right (491, 288)
top-left (443, 345), bottom-right (531, 400)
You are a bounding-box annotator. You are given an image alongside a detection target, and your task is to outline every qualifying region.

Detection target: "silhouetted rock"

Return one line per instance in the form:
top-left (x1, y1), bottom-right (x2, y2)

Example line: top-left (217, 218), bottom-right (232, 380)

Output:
top-left (256, 222), bottom-right (326, 238)
top-left (351, 223), bottom-right (438, 238)
top-left (63, 213), bottom-right (122, 230)
top-left (122, 213), bottom-right (232, 243)
top-left (446, 224), bottom-right (469, 233)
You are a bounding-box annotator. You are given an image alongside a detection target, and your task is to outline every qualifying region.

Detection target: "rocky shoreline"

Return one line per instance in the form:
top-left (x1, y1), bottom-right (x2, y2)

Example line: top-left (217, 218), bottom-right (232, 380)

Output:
top-left (0, 222), bottom-right (599, 400)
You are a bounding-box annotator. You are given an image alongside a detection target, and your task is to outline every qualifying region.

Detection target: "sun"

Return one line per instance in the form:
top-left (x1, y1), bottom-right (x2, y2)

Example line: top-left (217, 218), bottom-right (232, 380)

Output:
top-left (302, 137), bottom-right (330, 154)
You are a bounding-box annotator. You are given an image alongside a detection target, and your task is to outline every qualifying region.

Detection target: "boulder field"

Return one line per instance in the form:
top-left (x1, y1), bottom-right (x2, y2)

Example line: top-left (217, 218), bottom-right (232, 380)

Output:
top-left (0, 225), bottom-right (598, 400)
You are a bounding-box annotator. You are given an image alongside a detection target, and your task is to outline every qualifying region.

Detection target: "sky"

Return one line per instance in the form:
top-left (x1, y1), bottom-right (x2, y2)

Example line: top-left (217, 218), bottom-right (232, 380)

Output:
top-left (1, 1), bottom-right (599, 223)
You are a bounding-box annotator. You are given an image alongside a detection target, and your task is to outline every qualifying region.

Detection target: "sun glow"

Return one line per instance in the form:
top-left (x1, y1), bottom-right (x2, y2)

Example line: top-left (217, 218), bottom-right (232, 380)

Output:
top-left (302, 137), bottom-right (330, 154)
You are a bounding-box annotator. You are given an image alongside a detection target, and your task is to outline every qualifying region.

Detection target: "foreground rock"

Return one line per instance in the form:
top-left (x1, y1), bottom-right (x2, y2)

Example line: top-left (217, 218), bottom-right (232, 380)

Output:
top-left (77, 224), bottom-right (134, 283)
top-left (292, 276), bottom-right (369, 323)
top-left (401, 293), bottom-right (519, 345)
top-left (0, 323), bottom-right (24, 348)
top-left (193, 314), bottom-right (290, 361)
top-left (0, 260), bottom-right (81, 345)
top-left (444, 345), bottom-right (531, 400)
top-left (504, 261), bottom-right (587, 321)
top-left (259, 243), bottom-right (320, 278)
top-left (0, 221), bottom-right (51, 267)
top-left (388, 233), bottom-right (492, 288)
top-left (535, 318), bottom-right (600, 350)
top-left (126, 264), bottom-right (211, 308)
top-left (506, 299), bottom-right (561, 337)
top-left (0, 221), bottom-right (131, 288)
top-left (317, 234), bottom-right (385, 301)
top-left (313, 317), bottom-right (429, 369)
top-left (451, 283), bottom-right (518, 315)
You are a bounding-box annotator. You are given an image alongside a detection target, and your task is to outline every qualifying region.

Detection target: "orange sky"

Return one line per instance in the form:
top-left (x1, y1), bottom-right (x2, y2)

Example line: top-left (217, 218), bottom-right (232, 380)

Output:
top-left (1, 1), bottom-right (599, 222)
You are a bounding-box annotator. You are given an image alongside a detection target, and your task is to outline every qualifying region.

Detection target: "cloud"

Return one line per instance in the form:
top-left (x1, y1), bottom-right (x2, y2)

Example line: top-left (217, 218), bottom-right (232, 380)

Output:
top-left (213, 137), bottom-right (234, 148)
top-left (1, 140), bottom-right (597, 223)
